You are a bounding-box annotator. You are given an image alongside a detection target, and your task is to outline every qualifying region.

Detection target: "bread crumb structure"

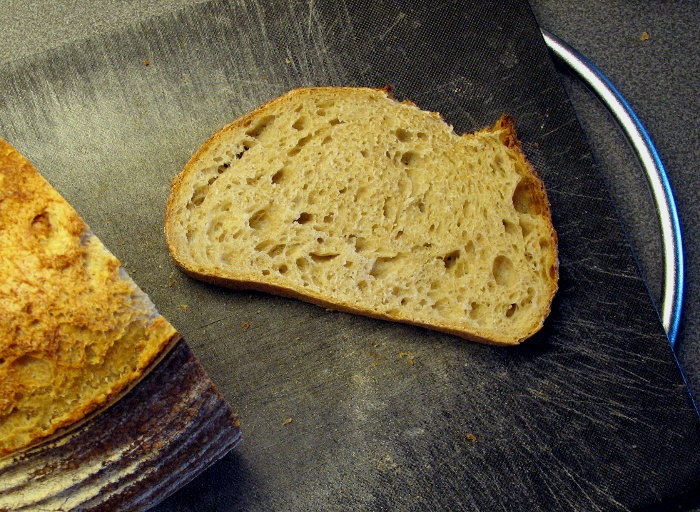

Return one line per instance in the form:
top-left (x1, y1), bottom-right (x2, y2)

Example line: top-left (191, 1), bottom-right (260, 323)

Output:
top-left (165, 87), bottom-right (558, 345)
top-left (0, 140), bottom-right (177, 457)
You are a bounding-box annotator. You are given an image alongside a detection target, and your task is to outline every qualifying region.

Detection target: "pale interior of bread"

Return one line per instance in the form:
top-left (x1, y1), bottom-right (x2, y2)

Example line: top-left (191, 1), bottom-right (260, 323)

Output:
top-left (166, 88), bottom-right (558, 345)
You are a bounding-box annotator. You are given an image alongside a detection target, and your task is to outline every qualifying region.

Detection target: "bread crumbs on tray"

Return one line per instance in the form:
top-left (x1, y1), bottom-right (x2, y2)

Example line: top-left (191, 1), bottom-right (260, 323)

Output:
top-left (398, 352), bottom-right (415, 366)
top-left (641, 31), bottom-right (650, 41)
top-left (179, 304), bottom-right (189, 312)
top-left (241, 322), bottom-right (250, 329)
top-left (282, 417), bottom-right (293, 426)
top-left (466, 433), bottom-right (478, 442)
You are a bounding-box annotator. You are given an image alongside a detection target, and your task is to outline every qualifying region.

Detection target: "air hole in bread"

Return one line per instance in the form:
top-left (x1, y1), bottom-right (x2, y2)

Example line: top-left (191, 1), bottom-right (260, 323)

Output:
top-left (432, 298), bottom-right (449, 313)
top-left (207, 175), bottom-right (219, 186)
top-left (271, 168), bottom-right (286, 184)
top-left (292, 116), bottom-right (309, 131)
top-left (248, 209), bottom-right (269, 230)
top-left (354, 237), bottom-right (370, 252)
top-left (513, 179), bottom-right (539, 215)
top-left (492, 255), bottom-right (514, 286)
top-left (506, 303), bottom-right (518, 318)
top-left (188, 185), bottom-right (208, 208)
top-left (310, 252), bottom-right (339, 263)
top-left (31, 211), bottom-right (51, 238)
top-left (268, 244), bottom-right (286, 258)
top-left (503, 219), bottom-right (519, 235)
top-left (245, 115), bottom-right (276, 138)
top-left (382, 197), bottom-right (396, 219)
top-left (288, 134), bottom-right (313, 156)
top-left (360, 149), bottom-right (368, 158)
top-left (323, 213), bottom-right (334, 223)
top-left (278, 264), bottom-right (289, 274)
top-left (296, 257), bottom-right (309, 272)
top-left (329, 118), bottom-right (342, 126)
top-left (369, 256), bottom-right (400, 278)
top-left (441, 250), bottom-right (460, 269)
top-left (469, 302), bottom-right (482, 319)
top-left (519, 218), bottom-right (534, 237)
top-left (395, 128), bottom-right (413, 142)
top-left (295, 212), bottom-right (313, 224)
top-left (217, 163), bottom-right (230, 174)
top-left (322, 135), bottom-right (332, 145)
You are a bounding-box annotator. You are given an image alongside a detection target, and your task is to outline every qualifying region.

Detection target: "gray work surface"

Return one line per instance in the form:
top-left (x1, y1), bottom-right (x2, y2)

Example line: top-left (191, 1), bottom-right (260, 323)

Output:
top-left (1, 1), bottom-right (699, 510)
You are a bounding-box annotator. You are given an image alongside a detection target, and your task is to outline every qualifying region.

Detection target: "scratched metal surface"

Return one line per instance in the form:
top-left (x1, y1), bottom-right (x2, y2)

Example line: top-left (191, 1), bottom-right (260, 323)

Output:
top-left (0, 1), bottom-right (698, 510)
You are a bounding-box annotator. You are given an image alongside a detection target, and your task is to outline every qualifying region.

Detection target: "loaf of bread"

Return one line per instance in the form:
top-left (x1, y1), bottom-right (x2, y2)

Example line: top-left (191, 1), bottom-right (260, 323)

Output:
top-left (165, 87), bottom-right (558, 345)
top-left (0, 139), bottom-right (179, 457)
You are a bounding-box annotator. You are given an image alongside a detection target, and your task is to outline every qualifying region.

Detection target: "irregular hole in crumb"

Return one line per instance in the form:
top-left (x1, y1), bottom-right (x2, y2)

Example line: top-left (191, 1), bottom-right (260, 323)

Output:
top-left (519, 217), bottom-right (534, 237)
top-left (492, 255), bottom-right (514, 286)
top-left (295, 212), bottom-right (313, 224)
top-left (395, 128), bottom-right (413, 142)
top-left (310, 252), bottom-right (339, 263)
top-left (369, 255), bottom-right (401, 278)
top-left (248, 209), bottom-right (269, 230)
top-left (400, 150), bottom-right (418, 166)
top-left (268, 244), bottom-right (286, 258)
top-left (245, 115), bottom-right (276, 138)
top-left (271, 168), bottom-right (286, 184)
top-left (513, 178), bottom-right (541, 215)
top-left (505, 303), bottom-right (518, 318)
top-left (188, 184), bottom-right (208, 208)
top-left (288, 133), bottom-right (313, 156)
top-left (469, 302), bottom-right (482, 319)
top-left (441, 250), bottom-right (460, 270)
top-left (292, 116), bottom-right (309, 131)
top-left (503, 219), bottom-right (519, 236)
top-left (31, 211), bottom-right (52, 238)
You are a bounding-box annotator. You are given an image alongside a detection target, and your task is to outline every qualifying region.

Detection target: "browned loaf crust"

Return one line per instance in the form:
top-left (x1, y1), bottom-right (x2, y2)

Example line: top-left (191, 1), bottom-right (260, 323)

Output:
top-left (165, 87), bottom-right (558, 345)
top-left (0, 139), bottom-right (178, 457)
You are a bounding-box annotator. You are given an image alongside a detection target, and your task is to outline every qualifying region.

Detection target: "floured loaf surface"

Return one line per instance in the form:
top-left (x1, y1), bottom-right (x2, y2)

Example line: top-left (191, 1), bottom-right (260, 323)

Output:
top-left (0, 139), bottom-right (178, 457)
top-left (165, 87), bottom-right (558, 345)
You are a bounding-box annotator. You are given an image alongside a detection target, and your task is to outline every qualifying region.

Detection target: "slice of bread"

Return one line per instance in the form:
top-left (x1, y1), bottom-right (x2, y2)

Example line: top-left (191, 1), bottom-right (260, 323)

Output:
top-left (0, 139), bottom-right (179, 457)
top-left (165, 87), bottom-right (558, 345)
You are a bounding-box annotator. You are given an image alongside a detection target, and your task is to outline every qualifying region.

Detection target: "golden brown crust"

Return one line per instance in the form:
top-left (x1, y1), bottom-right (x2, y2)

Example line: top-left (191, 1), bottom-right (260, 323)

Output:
top-left (0, 139), bottom-right (178, 457)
